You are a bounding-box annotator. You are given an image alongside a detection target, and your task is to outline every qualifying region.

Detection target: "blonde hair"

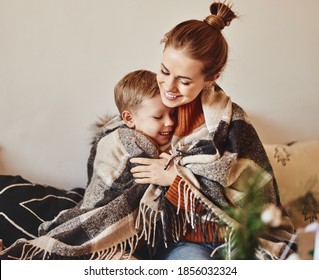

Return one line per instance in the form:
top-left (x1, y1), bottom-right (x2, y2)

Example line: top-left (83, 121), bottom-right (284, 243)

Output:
top-left (114, 70), bottom-right (159, 114)
top-left (161, 2), bottom-right (237, 81)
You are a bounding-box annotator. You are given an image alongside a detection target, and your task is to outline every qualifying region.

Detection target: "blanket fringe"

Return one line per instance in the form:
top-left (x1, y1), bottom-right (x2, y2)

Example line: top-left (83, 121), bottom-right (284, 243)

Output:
top-left (90, 234), bottom-right (139, 260)
top-left (3, 239), bottom-right (51, 260)
top-left (136, 202), bottom-right (162, 248)
top-left (177, 178), bottom-right (238, 230)
top-left (3, 233), bottom-right (141, 260)
top-left (136, 177), bottom-right (236, 249)
top-left (209, 226), bottom-right (234, 259)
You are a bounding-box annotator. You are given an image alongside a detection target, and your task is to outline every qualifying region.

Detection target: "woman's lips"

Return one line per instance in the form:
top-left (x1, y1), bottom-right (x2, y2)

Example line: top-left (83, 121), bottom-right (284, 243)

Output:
top-left (164, 90), bottom-right (178, 100)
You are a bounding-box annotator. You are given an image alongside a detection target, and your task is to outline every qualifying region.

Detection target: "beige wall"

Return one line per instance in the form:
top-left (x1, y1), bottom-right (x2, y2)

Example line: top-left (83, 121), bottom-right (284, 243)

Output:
top-left (1, 0), bottom-right (318, 189)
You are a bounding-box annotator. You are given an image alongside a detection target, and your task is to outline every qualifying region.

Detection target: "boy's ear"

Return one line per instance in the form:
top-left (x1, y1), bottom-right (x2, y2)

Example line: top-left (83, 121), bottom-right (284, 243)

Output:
top-left (122, 110), bottom-right (135, 128)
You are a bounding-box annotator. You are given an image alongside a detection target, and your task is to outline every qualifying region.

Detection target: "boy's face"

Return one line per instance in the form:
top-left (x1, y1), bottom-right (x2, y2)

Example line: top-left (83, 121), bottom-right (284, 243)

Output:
top-left (126, 94), bottom-right (176, 146)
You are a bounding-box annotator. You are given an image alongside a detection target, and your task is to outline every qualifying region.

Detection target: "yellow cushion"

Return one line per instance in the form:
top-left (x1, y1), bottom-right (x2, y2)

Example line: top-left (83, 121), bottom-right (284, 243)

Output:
top-left (264, 140), bottom-right (319, 229)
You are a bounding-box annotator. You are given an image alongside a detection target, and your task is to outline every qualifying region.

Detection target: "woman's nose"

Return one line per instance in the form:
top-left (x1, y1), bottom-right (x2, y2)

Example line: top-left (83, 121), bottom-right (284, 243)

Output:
top-left (164, 76), bottom-right (177, 92)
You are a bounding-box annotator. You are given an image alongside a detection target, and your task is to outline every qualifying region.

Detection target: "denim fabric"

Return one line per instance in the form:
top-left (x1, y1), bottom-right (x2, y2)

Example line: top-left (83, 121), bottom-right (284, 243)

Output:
top-left (154, 241), bottom-right (223, 260)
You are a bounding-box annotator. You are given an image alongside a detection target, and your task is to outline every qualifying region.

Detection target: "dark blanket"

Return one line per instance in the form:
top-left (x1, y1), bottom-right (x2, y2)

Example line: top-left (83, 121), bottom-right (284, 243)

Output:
top-left (0, 175), bottom-right (84, 249)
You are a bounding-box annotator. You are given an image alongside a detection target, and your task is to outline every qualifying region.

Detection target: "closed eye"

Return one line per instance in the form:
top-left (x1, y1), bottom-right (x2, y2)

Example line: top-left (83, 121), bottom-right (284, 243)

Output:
top-left (153, 116), bottom-right (163, 120)
top-left (161, 63), bottom-right (191, 85)
top-left (161, 69), bottom-right (169, 75)
top-left (180, 79), bottom-right (190, 86)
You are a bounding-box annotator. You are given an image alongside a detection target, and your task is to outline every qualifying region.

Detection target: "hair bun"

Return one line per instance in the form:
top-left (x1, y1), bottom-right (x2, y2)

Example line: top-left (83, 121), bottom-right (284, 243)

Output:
top-left (203, 2), bottom-right (237, 31)
top-left (204, 15), bottom-right (226, 30)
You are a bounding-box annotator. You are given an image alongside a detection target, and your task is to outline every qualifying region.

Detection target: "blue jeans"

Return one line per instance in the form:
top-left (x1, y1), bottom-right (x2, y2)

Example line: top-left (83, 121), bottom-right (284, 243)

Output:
top-left (155, 242), bottom-right (222, 260)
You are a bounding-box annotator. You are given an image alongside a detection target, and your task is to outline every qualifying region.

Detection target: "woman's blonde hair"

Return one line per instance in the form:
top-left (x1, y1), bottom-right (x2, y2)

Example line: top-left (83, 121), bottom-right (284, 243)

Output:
top-left (114, 70), bottom-right (159, 114)
top-left (161, 2), bottom-right (237, 81)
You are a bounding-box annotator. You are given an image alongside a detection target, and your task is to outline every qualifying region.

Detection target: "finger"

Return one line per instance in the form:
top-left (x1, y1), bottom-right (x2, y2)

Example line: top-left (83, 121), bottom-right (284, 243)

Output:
top-left (134, 178), bottom-right (153, 184)
top-left (130, 158), bottom-right (159, 165)
top-left (132, 172), bottom-right (151, 179)
top-left (130, 157), bottom-right (155, 165)
top-left (130, 166), bottom-right (150, 173)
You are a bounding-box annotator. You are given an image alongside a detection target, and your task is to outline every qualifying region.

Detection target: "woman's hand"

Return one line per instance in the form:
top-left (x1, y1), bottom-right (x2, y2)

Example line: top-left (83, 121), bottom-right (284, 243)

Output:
top-left (130, 153), bottom-right (177, 186)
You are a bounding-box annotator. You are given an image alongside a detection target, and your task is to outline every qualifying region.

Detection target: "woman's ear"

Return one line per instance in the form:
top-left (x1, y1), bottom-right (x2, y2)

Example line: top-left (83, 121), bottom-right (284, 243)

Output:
top-left (213, 72), bottom-right (221, 81)
top-left (205, 73), bottom-right (220, 88)
top-left (122, 110), bottom-right (135, 128)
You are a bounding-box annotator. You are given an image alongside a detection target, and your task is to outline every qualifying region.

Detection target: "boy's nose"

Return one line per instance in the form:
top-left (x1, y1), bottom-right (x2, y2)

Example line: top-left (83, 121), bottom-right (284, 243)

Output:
top-left (164, 117), bottom-right (175, 127)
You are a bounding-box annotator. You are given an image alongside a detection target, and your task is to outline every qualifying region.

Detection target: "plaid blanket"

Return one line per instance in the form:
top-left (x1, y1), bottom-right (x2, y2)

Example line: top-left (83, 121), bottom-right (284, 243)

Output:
top-left (0, 85), bottom-right (295, 260)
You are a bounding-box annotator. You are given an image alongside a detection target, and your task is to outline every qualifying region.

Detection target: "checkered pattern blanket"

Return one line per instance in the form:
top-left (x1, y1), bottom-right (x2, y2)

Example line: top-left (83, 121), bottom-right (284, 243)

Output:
top-left (0, 86), bottom-right (295, 260)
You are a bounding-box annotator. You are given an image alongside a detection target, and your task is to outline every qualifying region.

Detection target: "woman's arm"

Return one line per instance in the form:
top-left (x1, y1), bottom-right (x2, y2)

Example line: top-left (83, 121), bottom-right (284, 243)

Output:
top-left (130, 153), bottom-right (177, 186)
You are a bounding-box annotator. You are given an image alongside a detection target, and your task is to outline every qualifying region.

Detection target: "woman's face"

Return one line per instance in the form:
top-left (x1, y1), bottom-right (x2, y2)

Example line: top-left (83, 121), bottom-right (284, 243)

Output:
top-left (157, 46), bottom-right (211, 108)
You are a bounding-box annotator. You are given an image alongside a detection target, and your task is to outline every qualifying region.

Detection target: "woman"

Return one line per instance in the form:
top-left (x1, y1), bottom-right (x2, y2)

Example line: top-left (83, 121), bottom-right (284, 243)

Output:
top-left (130, 1), bottom-right (295, 260)
top-left (0, 1), bottom-right (295, 260)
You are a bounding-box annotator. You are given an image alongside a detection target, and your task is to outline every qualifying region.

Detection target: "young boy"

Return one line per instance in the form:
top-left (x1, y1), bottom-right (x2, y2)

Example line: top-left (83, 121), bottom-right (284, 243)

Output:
top-left (80, 69), bottom-right (176, 209)
top-left (84, 70), bottom-right (176, 205)
top-left (0, 70), bottom-right (176, 260)
top-left (114, 69), bottom-right (176, 150)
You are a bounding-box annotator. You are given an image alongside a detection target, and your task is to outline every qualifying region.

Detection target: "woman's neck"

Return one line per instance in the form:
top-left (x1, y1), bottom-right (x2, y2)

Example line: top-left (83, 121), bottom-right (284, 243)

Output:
top-left (174, 95), bottom-right (205, 137)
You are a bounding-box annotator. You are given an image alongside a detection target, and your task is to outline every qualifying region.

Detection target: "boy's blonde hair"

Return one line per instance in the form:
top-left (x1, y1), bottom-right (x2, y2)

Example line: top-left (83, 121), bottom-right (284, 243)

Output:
top-left (114, 70), bottom-right (159, 114)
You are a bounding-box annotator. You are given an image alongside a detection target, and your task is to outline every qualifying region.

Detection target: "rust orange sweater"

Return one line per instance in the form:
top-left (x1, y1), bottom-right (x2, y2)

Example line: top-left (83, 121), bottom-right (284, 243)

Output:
top-left (165, 95), bottom-right (226, 242)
